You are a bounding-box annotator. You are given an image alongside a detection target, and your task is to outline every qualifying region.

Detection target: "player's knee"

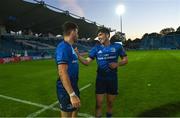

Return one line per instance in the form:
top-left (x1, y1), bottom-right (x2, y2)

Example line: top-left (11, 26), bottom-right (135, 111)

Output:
top-left (96, 102), bottom-right (103, 109)
top-left (107, 101), bottom-right (113, 108)
top-left (96, 104), bottom-right (102, 110)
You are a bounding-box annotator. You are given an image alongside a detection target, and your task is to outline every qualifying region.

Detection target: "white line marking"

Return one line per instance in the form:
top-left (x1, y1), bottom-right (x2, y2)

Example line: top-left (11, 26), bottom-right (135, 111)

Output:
top-left (79, 83), bottom-right (92, 91)
top-left (27, 83), bottom-right (92, 117)
top-left (26, 101), bottom-right (59, 118)
top-left (0, 94), bottom-right (59, 111)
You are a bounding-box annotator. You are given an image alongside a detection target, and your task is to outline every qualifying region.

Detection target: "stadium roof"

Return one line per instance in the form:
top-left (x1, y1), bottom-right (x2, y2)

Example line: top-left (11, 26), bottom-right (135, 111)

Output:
top-left (0, 0), bottom-right (109, 38)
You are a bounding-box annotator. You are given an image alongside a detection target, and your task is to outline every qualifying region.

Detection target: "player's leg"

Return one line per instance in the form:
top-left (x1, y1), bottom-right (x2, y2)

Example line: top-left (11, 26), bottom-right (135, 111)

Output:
top-left (95, 74), bottom-right (106, 117)
top-left (61, 111), bottom-right (72, 117)
top-left (106, 74), bottom-right (118, 117)
top-left (96, 94), bottom-right (104, 117)
top-left (72, 109), bottom-right (78, 117)
top-left (106, 94), bottom-right (116, 117)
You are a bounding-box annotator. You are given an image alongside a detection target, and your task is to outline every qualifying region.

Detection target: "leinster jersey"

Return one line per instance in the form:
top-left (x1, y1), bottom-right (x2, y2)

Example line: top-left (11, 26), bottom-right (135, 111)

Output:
top-left (55, 40), bottom-right (79, 89)
top-left (89, 43), bottom-right (127, 74)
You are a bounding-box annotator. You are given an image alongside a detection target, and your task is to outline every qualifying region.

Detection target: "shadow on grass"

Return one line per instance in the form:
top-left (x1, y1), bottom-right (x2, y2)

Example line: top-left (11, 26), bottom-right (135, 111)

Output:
top-left (137, 101), bottom-right (180, 117)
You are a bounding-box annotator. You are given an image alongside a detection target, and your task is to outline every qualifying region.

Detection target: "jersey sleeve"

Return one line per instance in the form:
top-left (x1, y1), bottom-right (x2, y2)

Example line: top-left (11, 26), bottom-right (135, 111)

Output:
top-left (118, 44), bottom-right (127, 57)
top-left (55, 45), bottom-right (70, 64)
top-left (88, 46), bottom-right (97, 59)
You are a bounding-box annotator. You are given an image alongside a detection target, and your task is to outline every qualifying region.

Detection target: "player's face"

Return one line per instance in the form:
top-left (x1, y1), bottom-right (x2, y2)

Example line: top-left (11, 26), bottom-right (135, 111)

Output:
top-left (98, 32), bottom-right (109, 45)
top-left (70, 29), bottom-right (78, 43)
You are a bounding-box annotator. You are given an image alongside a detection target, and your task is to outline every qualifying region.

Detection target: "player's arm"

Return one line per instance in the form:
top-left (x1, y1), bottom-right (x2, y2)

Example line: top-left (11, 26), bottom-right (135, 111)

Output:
top-left (109, 56), bottom-right (128, 69)
top-left (74, 47), bottom-right (93, 66)
top-left (58, 64), bottom-right (80, 108)
top-left (58, 64), bottom-right (74, 95)
top-left (78, 55), bottom-right (93, 66)
top-left (119, 56), bottom-right (128, 66)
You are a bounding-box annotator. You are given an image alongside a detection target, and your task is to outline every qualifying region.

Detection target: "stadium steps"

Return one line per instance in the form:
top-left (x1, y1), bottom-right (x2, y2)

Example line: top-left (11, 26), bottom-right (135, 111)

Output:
top-left (15, 40), bottom-right (55, 50)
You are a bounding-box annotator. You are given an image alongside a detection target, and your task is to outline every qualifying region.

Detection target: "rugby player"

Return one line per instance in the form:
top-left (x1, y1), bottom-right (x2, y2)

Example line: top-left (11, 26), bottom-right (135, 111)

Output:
top-left (75, 28), bottom-right (128, 117)
top-left (55, 22), bottom-right (80, 117)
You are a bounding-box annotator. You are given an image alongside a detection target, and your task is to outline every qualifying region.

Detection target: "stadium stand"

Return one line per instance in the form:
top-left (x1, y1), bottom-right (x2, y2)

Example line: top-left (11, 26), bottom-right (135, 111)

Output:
top-left (123, 32), bottom-right (180, 50)
top-left (0, 33), bottom-right (95, 58)
top-left (140, 34), bottom-right (180, 50)
top-left (0, 0), bottom-right (102, 38)
top-left (0, 0), bottom-right (180, 63)
top-left (0, 0), bottom-right (101, 61)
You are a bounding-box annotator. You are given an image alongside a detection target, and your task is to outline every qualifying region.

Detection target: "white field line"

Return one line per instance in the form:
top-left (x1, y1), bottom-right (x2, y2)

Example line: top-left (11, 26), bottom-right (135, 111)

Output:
top-left (27, 83), bottom-right (92, 117)
top-left (0, 94), bottom-right (59, 111)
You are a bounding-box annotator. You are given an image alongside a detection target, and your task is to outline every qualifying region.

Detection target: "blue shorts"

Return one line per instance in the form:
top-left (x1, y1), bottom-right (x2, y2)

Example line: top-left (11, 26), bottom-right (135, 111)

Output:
top-left (56, 80), bottom-right (80, 112)
top-left (96, 73), bottom-right (118, 95)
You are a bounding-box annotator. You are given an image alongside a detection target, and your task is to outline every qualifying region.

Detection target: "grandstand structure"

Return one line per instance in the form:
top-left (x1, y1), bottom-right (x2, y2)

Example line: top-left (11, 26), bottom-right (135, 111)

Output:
top-left (0, 34), bottom-right (95, 58)
top-left (124, 33), bottom-right (180, 50)
top-left (0, 0), bottom-right (180, 63)
top-left (140, 34), bottom-right (180, 50)
top-left (0, 0), bottom-right (103, 60)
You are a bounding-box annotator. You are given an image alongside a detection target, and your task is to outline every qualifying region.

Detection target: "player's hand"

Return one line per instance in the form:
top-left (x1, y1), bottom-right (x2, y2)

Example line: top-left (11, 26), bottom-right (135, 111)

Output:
top-left (74, 47), bottom-right (80, 56)
top-left (70, 95), bottom-right (81, 108)
top-left (109, 62), bottom-right (119, 69)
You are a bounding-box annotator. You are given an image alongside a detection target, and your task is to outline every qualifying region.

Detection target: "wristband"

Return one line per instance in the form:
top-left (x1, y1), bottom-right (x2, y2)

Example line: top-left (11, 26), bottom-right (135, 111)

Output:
top-left (69, 92), bottom-right (76, 97)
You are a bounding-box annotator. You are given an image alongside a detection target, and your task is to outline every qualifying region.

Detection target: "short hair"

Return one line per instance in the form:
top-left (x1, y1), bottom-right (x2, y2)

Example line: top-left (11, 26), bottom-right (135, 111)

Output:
top-left (63, 22), bottom-right (78, 36)
top-left (97, 28), bottom-right (110, 36)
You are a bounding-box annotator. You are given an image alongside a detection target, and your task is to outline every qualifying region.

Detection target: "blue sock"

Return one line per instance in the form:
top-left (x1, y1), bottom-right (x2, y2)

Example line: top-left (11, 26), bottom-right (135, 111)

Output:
top-left (106, 112), bottom-right (112, 117)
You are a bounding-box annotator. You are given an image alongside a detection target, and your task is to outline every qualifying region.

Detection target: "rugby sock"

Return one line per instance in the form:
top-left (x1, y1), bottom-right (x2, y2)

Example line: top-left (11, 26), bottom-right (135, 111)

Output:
top-left (106, 112), bottom-right (112, 117)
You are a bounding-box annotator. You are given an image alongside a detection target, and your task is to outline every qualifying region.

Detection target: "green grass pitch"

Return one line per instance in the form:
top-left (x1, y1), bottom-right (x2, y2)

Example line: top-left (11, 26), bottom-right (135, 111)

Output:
top-left (0, 50), bottom-right (180, 117)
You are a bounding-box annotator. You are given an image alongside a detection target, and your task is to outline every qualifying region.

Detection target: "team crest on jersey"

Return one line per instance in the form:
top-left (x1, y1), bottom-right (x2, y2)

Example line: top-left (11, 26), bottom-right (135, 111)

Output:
top-left (97, 50), bottom-right (103, 54)
top-left (111, 48), bottom-right (116, 52)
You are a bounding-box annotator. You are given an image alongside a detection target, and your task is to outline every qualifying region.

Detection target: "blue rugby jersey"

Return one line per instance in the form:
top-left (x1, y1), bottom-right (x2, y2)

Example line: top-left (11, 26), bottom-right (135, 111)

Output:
top-left (89, 43), bottom-right (127, 74)
top-left (55, 40), bottom-right (79, 89)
